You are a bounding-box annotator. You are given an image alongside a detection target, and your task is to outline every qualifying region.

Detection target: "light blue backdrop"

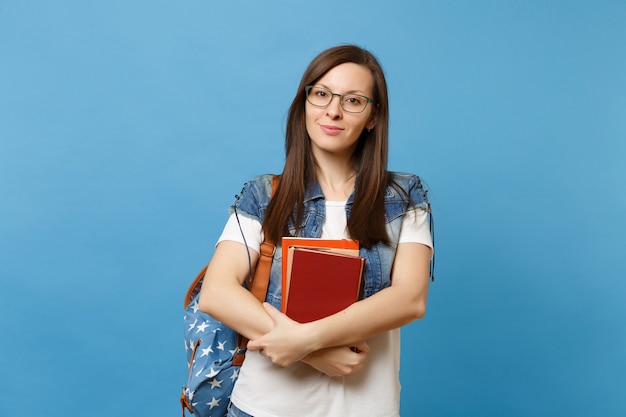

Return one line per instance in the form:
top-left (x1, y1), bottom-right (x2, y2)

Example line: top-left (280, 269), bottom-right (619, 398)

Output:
top-left (1, 1), bottom-right (624, 416)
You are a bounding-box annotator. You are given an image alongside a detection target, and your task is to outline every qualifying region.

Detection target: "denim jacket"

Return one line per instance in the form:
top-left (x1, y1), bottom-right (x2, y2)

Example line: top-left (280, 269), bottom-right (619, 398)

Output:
top-left (231, 173), bottom-right (432, 310)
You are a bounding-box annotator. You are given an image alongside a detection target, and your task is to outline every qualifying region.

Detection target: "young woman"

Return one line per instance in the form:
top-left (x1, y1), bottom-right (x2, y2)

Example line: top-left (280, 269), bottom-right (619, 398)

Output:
top-left (199, 44), bottom-right (433, 417)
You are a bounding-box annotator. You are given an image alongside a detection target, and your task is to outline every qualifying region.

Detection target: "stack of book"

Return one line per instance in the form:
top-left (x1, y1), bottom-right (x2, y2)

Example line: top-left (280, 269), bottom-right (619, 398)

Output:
top-left (281, 237), bottom-right (365, 323)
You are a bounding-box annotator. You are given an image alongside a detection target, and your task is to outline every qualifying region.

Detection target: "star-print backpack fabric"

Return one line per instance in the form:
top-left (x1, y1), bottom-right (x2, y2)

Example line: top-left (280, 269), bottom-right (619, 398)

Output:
top-left (181, 267), bottom-right (241, 417)
top-left (181, 176), bottom-right (278, 417)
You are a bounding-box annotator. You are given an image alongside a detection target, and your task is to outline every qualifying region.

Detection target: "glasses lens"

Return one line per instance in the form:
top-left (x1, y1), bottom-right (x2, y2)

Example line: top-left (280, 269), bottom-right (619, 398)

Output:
top-left (341, 94), bottom-right (367, 113)
top-left (306, 86), bottom-right (332, 107)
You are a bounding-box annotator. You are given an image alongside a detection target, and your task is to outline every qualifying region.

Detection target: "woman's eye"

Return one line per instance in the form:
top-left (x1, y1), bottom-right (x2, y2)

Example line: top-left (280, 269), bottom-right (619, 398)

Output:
top-left (346, 96), bottom-right (362, 105)
top-left (315, 89), bottom-right (328, 97)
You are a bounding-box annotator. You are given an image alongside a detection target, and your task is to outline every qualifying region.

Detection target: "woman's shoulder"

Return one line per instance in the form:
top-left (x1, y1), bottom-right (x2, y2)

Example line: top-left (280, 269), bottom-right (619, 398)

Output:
top-left (388, 171), bottom-right (426, 182)
top-left (241, 174), bottom-right (276, 192)
top-left (386, 171), bottom-right (430, 208)
top-left (231, 174), bottom-right (277, 218)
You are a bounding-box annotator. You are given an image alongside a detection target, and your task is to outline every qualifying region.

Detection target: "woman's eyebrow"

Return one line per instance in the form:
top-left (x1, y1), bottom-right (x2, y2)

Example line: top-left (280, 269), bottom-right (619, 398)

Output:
top-left (315, 83), bottom-right (368, 95)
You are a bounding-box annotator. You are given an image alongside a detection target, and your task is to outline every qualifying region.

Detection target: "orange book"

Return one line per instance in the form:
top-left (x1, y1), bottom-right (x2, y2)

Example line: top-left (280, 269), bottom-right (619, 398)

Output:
top-left (284, 247), bottom-right (365, 323)
top-left (281, 237), bottom-right (359, 312)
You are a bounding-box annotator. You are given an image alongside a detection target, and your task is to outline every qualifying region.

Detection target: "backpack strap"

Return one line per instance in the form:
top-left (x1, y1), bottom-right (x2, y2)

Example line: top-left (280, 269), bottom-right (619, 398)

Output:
top-left (247, 175), bottom-right (280, 302)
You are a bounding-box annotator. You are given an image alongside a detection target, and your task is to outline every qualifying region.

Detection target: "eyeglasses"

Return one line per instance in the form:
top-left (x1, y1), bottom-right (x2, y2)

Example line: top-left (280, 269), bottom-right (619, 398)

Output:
top-left (305, 85), bottom-right (374, 113)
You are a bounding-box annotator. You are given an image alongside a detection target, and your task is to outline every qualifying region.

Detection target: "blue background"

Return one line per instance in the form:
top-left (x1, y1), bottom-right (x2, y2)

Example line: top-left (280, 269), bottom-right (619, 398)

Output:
top-left (1, 1), bottom-right (624, 416)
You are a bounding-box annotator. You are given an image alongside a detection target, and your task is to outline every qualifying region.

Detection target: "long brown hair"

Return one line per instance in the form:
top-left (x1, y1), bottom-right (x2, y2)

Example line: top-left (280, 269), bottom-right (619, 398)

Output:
top-left (263, 45), bottom-right (390, 248)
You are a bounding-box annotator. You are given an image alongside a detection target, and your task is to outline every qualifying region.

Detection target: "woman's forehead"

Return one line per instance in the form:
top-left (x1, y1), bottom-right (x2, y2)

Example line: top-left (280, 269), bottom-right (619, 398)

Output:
top-left (315, 63), bottom-right (374, 95)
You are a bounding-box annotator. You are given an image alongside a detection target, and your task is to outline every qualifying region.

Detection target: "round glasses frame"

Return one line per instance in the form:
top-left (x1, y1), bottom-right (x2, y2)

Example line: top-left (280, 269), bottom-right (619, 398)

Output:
top-left (304, 85), bottom-right (374, 114)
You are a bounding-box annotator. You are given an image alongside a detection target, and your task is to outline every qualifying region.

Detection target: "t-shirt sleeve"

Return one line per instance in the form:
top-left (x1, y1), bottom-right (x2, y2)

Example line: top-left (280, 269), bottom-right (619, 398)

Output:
top-left (398, 208), bottom-right (433, 248)
top-left (217, 213), bottom-right (264, 253)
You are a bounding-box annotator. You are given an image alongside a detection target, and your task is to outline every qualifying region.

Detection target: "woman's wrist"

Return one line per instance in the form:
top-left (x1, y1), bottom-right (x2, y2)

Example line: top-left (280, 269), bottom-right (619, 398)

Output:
top-left (301, 321), bottom-right (325, 353)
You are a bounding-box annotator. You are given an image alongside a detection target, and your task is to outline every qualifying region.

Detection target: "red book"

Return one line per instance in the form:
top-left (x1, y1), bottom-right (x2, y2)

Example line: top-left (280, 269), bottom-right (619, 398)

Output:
top-left (284, 247), bottom-right (365, 323)
top-left (281, 237), bottom-right (359, 312)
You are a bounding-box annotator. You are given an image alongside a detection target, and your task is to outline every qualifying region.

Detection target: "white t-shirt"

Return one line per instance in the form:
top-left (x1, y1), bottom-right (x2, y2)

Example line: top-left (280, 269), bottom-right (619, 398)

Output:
top-left (218, 202), bottom-right (432, 417)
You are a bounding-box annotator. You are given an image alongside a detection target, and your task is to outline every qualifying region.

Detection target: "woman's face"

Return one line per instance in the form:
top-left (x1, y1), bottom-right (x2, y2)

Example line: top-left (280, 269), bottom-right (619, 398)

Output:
top-left (305, 63), bottom-right (375, 159)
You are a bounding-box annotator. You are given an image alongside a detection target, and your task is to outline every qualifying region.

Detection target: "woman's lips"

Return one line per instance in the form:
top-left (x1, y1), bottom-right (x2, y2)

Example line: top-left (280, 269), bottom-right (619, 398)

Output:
top-left (320, 124), bottom-right (344, 135)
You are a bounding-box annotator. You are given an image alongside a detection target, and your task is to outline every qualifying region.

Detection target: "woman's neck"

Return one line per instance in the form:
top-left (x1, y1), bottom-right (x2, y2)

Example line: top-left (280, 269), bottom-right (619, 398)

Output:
top-left (315, 159), bottom-right (358, 201)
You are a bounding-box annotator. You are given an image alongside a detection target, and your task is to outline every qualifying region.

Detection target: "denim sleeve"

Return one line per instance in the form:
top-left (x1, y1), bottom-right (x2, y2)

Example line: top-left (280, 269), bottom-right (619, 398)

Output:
top-left (407, 174), bottom-right (431, 212)
top-left (229, 174), bottom-right (274, 223)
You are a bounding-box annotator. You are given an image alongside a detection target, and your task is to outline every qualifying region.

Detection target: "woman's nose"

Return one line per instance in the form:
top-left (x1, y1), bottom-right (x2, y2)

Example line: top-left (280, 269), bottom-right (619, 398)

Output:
top-left (326, 95), bottom-right (342, 119)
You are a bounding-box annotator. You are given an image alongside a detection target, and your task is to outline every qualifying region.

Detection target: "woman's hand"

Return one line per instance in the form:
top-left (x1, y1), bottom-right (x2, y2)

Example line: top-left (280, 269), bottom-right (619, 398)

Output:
top-left (247, 302), bottom-right (317, 367)
top-left (301, 342), bottom-right (370, 377)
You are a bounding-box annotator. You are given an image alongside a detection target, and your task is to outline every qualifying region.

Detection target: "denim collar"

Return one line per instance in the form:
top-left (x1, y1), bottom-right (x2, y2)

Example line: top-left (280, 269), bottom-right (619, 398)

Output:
top-left (303, 179), bottom-right (356, 205)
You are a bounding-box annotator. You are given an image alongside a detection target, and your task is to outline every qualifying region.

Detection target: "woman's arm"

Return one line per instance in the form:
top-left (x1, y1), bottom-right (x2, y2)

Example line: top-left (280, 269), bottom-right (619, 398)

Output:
top-left (198, 240), bottom-right (274, 340)
top-left (247, 242), bottom-right (432, 366)
top-left (301, 341), bottom-right (370, 377)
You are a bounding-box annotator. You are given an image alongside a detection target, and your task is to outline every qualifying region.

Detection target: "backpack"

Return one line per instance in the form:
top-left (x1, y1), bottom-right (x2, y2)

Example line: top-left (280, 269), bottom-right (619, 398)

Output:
top-left (180, 176), bottom-right (278, 417)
